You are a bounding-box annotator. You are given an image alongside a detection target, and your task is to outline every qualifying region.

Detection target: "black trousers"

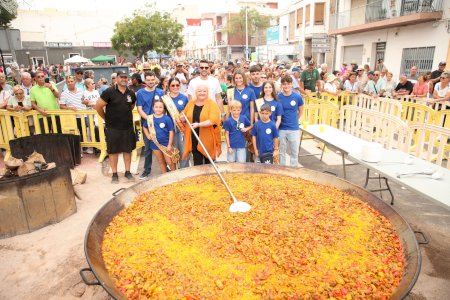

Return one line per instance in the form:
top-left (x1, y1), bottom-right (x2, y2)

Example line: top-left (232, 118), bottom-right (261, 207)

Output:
top-left (192, 148), bottom-right (210, 166)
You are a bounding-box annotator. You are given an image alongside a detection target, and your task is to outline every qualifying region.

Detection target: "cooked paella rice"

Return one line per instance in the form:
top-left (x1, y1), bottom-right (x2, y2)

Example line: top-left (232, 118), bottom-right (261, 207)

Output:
top-left (102, 174), bottom-right (405, 299)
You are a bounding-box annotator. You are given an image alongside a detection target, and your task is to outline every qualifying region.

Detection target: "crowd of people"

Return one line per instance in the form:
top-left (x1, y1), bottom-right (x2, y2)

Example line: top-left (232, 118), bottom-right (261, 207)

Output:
top-left (1, 49), bottom-right (449, 183)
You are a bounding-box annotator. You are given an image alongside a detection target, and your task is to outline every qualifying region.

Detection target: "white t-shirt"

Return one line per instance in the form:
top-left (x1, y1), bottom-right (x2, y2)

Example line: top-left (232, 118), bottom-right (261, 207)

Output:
top-left (344, 80), bottom-right (359, 92)
top-left (435, 82), bottom-right (450, 98)
top-left (82, 89), bottom-right (100, 107)
top-left (187, 76), bottom-right (222, 99)
top-left (324, 82), bottom-right (337, 94)
top-left (175, 72), bottom-right (188, 93)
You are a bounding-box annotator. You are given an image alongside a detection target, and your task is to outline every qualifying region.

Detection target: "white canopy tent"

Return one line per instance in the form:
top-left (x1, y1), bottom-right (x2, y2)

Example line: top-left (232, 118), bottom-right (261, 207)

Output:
top-left (64, 55), bottom-right (91, 64)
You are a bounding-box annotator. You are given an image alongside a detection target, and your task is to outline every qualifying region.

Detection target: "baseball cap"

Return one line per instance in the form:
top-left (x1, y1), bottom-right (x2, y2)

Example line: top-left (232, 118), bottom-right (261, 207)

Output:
top-left (292, 67), bottom-right (300, 72)
top-left (368, 71), bottom-right (375, 75)
top-left (116, 70), bottom-right (129, 77)
top-left (357, 65), bottom-right (364, 70)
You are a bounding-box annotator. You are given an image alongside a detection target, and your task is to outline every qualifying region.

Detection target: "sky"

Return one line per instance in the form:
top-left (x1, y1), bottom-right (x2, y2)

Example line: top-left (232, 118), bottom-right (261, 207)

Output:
top-left (18, 0), bottom-right (238, 15)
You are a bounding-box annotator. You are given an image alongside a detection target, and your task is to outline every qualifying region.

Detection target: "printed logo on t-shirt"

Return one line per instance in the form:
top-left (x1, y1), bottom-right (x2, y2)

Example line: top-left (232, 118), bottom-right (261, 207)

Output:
top-left (127, 95), bottom-right (132, 103)
top-left (159, 123), bottom-right (166, 128)
top-left (271, 106), bottom-right (275, 111)
top-left (177, 100), bottom-right (184, 105)
top-left (239, 123), bottom-right (244, 129)
top-left (242, 94), bottom-right (248, 100)
top-left (265, 128), bottom-right (272, 134)
top-left (155, 95), bottom-right (160, 100)
top-left (290, 100), bottom-right (296, 106)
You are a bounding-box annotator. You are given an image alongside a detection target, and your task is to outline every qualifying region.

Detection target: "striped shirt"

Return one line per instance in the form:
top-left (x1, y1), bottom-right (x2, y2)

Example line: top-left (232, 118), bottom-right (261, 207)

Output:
top-left (60, 89), bottom-right (86, 110)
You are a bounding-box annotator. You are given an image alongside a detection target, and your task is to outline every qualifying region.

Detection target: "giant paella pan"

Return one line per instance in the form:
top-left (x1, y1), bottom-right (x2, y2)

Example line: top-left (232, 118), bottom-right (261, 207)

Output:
top-left (81, 164), bottom-right (421, 299)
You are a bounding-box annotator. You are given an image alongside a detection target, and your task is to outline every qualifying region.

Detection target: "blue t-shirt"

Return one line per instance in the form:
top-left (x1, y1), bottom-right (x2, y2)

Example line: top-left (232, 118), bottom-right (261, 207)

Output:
top-left (223, 115), bottom-right (251, 149)
top-left (171, 93), bottom-right (189, 112)
top-left (136, 88), bottom-right (165, 126)
top-left (251, 120), bottom-right (279, 154)
top-left (249, 83), bottom-right (263, 99)
top-left (278, 92), bottom-right (304, 130)
top-left (143, 114), bottom-right (174, 150)
top-left (234, 86), bottom-right (256, 121)
top-left (262, 99), bottom-right (284, 123)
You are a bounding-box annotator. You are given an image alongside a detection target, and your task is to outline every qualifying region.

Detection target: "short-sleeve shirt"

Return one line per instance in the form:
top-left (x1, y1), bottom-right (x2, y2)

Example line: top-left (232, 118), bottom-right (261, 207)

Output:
top-left (264, 100), bottom-right (283, 123)
top-left (301, 69), bottom-right (319, 92)
top-left (278, 92), bottom-right (304, 130)
top-left (100, 85), bottom-right (136, 130)
top-left (223, 115), bottom-right (251, 149)
top-left (136, 87), bottom-right (165, 127)
top-left (171, 93), bottom-right (189, 112)
top-left (187, 76), bottom-right (222, 99)
top-left (435, 82), bottom-right (450, 98)
top-left (8, 95), bottom-right (32, 108)
top-left (60, 89), bottom-right (86, 110)
top-left (249, 83), bottom-right (263, 99)
top-left (83, 89), bottom-right (100, 107)
top-left (233, 86), bottom-right (256, 121)
top-left (395, 81), bottom-right (414, 94)
top-left (30, 83), bottom-right (59, 110)
top-left (143, 114), bottom-right (174, 149)
top-left (251, 120), bottom-right (279, 154)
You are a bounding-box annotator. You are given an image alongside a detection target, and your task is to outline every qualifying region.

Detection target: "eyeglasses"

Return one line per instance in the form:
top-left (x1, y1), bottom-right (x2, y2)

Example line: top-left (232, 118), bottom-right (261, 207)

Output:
top-left (374, 74), bottom-right (380, 76)
top-left (37, 75), bottom-right (45, 78)
top-left (14, 92), bottom-right (24, 95)
top-left (199, 66), bottom-right (209, 70)
top-left (440, 77), bottom-right (447, 79)
top-left (170, 84), bottom-right (180, 87)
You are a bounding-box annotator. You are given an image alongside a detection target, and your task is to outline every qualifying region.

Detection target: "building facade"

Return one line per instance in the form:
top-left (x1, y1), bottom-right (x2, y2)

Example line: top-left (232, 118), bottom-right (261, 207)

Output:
top-left (277, 0), bottom-right (333, 65)
top-left (330, 0), bottom-right (450, 77)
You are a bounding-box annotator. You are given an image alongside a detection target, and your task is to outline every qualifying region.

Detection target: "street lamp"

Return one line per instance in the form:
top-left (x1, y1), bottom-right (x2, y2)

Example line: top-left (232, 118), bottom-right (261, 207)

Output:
top-left (245, 6), bottom-right (249, 61)
top-left (41, 24), bottom-right (49, 66)
top-left (25, 51), bottom-right (31, 68)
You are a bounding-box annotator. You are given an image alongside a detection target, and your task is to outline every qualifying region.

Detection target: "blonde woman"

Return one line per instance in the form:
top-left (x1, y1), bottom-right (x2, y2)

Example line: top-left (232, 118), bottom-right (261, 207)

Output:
top-left (6, 85), bottom-right (32, 112)
top-left (82, 78), bottom-right (100, 108)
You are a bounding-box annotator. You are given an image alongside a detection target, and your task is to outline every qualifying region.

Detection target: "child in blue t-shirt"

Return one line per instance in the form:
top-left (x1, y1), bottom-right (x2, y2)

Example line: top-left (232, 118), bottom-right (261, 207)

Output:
top-left (142, 99), bottom-right (175, 173)
top-left (251, 103), bottom-right (279, 164)
top-left (223, 100), bottom-right (252, 163)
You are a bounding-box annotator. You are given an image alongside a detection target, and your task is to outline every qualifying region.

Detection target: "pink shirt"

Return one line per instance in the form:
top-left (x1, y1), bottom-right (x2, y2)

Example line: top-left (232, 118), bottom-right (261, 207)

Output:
top-left (412, 82), bottom-right (428, 96)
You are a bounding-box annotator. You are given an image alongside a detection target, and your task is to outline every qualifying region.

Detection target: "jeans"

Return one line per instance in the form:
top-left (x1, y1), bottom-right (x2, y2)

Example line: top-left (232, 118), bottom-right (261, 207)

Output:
top-left (173, 131), bottom-right (189, 168)
top-left (279, 129), bottom-right (300, 167)
top-left (227, 148), bottom-right (246, 163)
top-left (143, 134), bottom-right (153, 174)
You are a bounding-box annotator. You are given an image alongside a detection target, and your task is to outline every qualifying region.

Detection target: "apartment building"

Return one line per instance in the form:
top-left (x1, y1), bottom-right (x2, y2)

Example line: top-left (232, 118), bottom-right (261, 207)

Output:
top-left (277, 0), bottom-right (332, 65)
top-left (330, 0), bottom-right (450, 77)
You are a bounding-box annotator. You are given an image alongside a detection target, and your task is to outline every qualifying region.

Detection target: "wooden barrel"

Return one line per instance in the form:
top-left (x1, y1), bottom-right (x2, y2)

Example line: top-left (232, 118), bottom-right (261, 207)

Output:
top-left (10, 133), bottom-right (81, 168)
top-left (0, 166), bottom-right (77, 239)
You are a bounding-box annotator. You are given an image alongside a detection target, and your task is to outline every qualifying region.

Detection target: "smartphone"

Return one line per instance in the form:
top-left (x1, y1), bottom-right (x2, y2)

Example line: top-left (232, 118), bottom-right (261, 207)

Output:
top-left (44, 78), bottom-right (50, 83)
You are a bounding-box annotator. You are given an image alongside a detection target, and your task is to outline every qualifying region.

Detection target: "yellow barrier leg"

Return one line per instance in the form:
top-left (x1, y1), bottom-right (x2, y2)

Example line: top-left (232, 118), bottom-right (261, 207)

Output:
top-left (98, 150), bottom-right (107, 163)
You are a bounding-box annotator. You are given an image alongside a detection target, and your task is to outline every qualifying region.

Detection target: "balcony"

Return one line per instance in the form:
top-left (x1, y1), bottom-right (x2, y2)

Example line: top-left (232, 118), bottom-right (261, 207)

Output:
top-left (329, 0), bottom-right (444, 35)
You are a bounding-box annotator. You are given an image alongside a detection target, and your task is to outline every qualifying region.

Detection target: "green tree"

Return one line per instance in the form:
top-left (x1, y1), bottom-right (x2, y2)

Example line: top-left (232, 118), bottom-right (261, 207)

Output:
top-left (0, 0), bottom-right (18, 28)
top-left (111, 7), bottom-right (183, 58)
top-left (226, 8), bottom-right (270, 43)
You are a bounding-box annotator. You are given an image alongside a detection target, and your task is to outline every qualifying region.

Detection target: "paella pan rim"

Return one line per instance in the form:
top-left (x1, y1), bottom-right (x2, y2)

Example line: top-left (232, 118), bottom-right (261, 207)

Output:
top-left (83, 163), bottom-right (421, 300)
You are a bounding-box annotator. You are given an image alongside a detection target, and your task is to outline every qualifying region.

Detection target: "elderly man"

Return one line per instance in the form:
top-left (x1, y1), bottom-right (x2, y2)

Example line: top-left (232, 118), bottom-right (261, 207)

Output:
top-left (408, 66), bottom-right (419, 84)
top-left (30, 70), bottom-right (61, 132)
top-left (95, 70), bottom-right (136, 183)
top-left (392, 75), bottom-right (413, 97)
top-left (430, 61), bottom-right (446, 88)
top-left (300, 60), bottom-right (320, 93)
top-left (20, 72), bottom-right (33, 96)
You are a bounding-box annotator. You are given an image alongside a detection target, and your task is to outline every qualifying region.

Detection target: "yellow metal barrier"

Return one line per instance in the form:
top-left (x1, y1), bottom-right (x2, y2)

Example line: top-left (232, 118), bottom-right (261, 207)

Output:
top-left (400, 102), bottom-right (436, 124)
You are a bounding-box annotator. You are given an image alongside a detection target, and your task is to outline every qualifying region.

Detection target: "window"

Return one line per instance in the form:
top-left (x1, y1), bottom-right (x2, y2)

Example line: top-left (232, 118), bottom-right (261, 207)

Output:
top-left (297, 8), bottom-right (303, 28)
top-left (314, 3), bottom-right (325, 25)
top-left (305, 5), bottom-right (310, 26)
top-left (32, 57), bottom-right (45, 67)
top-left (400, 46), bottom-right (435, 76)
top-left (69, 53), bottom-right (80, 58)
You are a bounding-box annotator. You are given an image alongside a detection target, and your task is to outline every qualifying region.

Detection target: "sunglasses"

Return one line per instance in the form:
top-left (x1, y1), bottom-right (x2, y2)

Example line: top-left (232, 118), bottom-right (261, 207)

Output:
top-left (170, 84), bottom-right (180, 87)
top-left (14, 92), bottom-right (24, 95)
top-left (440, 77), bottom-right (447, 79)
top-left (37, 75), bottom-right (45, 78)
top-left (199, 66), bottom-right (209, 70)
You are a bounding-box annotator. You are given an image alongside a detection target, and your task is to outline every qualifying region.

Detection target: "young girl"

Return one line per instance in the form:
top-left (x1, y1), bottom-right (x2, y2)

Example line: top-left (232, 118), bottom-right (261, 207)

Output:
top-left (223, 100), bottom-right (252, 163)
top-left (143, 99), bottom-right (175, 173)
top-left (255, 81), bottom-right (283, 128)
top-left (251, 103), bottom-right (279, 164)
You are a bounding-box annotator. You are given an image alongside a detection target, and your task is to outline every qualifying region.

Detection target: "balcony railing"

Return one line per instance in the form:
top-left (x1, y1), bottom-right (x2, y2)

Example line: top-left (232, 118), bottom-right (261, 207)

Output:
top-left (330, 0), bottom-right (444, 31)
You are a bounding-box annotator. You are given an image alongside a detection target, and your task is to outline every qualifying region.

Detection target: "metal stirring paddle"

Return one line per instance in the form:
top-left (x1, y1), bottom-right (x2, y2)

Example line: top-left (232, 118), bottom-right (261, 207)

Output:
top-left (182, 112), bottom-right (251, 213)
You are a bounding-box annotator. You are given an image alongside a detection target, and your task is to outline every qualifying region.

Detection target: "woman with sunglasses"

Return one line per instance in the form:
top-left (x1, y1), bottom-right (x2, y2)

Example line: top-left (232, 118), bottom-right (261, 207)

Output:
top-left (6, 85), bottom-right (32, 112)
top-left (166, 77), bottom-right (190, 168)
top-left (430, 71), bottom-right (450, 104)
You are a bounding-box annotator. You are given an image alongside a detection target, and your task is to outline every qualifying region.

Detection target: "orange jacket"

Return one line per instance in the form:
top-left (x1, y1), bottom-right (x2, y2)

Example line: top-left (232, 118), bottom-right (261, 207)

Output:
top-left (182, 99), bottom-right (222, 160)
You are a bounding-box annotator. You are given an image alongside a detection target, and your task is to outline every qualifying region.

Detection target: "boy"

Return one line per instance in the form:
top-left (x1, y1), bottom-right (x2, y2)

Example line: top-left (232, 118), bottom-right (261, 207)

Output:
top-left (251, 103), bottom-right (279, 164)
top-left (223, 100), bottom-right (252, 163)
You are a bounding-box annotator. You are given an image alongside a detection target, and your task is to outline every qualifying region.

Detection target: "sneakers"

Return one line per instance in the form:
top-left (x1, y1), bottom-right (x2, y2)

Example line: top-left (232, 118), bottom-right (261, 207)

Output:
top-left (111, 173), bottom-right (119, 184)
top-left (124, 171), bottom-right (134, 181)
top-left (139, 171), bottom-right (150, 180)
top-left (86, 148), bottom-right (94, 154)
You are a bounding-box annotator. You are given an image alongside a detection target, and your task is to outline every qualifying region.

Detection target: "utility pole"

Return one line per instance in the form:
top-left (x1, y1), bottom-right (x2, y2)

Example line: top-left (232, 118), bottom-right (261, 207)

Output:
top-left (245, 6), bottom-right (249, 61)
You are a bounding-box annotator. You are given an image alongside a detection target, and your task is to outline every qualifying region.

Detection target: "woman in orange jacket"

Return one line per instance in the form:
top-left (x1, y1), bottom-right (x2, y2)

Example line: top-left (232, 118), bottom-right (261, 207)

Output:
top-left (182, 84), bottom-right (222, 165)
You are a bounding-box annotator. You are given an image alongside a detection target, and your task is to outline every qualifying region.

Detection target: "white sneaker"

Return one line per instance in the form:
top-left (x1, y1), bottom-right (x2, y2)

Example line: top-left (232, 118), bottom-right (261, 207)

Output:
top-left (86, 148), bottom-right (94, 154)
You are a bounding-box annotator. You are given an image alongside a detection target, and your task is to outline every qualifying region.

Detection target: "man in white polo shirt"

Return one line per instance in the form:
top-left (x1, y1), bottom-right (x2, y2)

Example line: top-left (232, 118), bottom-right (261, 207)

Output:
top-left (187, 59), bottom-right (223, 113)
